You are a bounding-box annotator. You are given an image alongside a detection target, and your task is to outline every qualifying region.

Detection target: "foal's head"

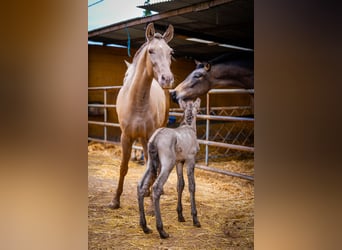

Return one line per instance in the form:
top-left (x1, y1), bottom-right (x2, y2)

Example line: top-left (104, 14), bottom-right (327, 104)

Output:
top-left (179, 98), bottom-right (201, 128)
top-left (145, 23), bottom-right (174, 89)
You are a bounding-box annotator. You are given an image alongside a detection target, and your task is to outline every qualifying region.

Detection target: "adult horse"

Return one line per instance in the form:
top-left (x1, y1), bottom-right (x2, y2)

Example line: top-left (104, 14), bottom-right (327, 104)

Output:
top-left (109, 23), bottom-right (174, 209)
top-left (170, 51), bottom-right (254, 102)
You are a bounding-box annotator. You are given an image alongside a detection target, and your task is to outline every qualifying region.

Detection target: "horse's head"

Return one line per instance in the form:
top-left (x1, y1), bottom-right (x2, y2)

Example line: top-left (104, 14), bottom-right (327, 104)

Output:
top-left (145, 23), bottom-right (174, 89)
top-left (171, 60), bottom-right (212, 102)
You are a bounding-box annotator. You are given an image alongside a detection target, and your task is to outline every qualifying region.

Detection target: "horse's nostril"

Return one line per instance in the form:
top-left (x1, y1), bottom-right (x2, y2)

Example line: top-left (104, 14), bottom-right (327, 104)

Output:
top-left (170, 91), bottom-right (178, 103)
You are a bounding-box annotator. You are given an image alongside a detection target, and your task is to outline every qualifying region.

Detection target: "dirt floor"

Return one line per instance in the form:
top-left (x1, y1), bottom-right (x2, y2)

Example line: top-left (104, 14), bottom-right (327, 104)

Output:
top-left (88, 142), bottom-right (254, 249)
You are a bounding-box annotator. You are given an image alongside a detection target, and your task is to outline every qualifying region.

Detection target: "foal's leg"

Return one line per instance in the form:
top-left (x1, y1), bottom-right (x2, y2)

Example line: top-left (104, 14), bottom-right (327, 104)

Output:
top-left (141, 138), bottom-right (153, 198)
top-left (153, 159), bottom-right (175, 239)
top-left (109, 133), bottom-right (133, 209)
top-left (186, 159), bottom-right (201, 227)
top-left (176, 161), bottom-right (185, 222)
top-left (141, 138), bottom-right (148, 163)
top-left (137, 159), bottom-right (156, 234)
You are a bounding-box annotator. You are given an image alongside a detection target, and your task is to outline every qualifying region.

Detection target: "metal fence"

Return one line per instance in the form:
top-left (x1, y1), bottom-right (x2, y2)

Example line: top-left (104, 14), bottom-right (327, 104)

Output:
top-left (88, 86), bottom-right (254, 181)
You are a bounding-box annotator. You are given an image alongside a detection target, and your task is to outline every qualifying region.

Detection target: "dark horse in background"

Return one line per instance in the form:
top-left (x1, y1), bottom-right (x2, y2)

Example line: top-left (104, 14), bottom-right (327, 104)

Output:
top-left (170, 51), bottom-right (254, 106)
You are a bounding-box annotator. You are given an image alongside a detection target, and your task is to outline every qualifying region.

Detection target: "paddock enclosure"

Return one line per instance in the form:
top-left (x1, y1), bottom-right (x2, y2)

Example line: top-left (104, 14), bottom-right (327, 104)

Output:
top-left (88, 0), bottom-right (254, 248)
top-left (88, 143), bottom-right (254, 249)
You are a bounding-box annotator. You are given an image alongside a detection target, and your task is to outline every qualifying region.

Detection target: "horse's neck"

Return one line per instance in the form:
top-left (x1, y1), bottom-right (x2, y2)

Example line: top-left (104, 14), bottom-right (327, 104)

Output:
top-left (190, 119), bottom-right (197, 132)
top-left (180, 116), bottom-right (197, 132)
top-left (128, 50), bottom-right (154, 105)
top-left (211, 65), bottom-right (254, 89)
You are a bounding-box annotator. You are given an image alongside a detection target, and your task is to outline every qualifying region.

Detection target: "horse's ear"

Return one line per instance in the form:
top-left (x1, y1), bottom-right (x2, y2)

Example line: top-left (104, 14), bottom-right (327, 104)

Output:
top-left (194, 60), bottom-right (201, 66)
top-left (146, 23), bottom-right (155, 41)
top-left (204, 63), bottom-right (211, 71)
top-left (162, 24), bottom-right (174, 43)
top-left (194, 98), bottom-right (201, 108)
top-left (124, 60), bottom-right (130, 68)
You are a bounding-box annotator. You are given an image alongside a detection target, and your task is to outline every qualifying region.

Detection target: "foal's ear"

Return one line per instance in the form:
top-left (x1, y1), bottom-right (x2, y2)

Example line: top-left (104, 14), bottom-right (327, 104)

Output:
top-left (162, 24), bottom-right (174, 43)
top-left (194, 98), bottom-right (201, 108)
top-left (146, 23), bottom-right (155, 41)
top-left (178, 99), bottom-right (187, 110)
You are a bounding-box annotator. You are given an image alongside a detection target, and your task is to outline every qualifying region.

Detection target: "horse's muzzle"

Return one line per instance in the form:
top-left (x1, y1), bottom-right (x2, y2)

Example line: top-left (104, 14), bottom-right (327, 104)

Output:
top-left (159, 74), bottom-right (174, 89)
top-left (170, 90), bottom-right (178, 103)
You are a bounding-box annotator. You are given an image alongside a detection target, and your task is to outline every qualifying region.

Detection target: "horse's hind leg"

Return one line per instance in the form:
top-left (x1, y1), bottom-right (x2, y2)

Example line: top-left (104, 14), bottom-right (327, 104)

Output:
top-left (153, 160), bottom-right (175, 239)
top-left (187, 159), bottom-right (201, 227)
top-left (109, 133), bottom-right (133, 209)
top-left (137, 160), bottom-right (156, 234)
top-left (176, 161), bottom-right (185, 222)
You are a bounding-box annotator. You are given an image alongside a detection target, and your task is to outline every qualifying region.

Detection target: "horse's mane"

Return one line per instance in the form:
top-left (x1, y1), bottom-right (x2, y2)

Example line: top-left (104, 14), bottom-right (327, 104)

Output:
top-left (132, 43), bottom-right (147, 63)
top-left (179, 102), bottom-right (195, 127)
top-left (197, 51), bottom-right (254, 70)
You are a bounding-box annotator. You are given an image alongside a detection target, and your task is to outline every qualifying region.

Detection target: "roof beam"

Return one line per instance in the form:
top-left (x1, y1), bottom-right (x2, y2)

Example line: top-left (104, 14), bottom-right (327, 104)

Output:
top-left (88, 0), bottom-right (234, 38)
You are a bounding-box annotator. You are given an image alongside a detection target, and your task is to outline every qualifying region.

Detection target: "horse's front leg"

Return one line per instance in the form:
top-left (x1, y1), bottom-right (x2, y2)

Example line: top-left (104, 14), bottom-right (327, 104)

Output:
top-left (109, 133), bottom-right (133, 209)
top-left (176, 161), bottom-right (185, 222)
top-left (187, 159), bottom-right (201, 227)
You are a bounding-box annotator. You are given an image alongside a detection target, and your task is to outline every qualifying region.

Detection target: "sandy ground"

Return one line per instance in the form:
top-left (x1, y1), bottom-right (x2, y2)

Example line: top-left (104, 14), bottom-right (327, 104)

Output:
top-left (88, 143), bottom-right (254, 249)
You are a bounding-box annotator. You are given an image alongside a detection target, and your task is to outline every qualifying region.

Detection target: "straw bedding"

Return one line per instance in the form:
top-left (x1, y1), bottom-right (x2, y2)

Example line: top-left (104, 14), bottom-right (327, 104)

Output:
top-left (88, 142), bottom-right (254, 249)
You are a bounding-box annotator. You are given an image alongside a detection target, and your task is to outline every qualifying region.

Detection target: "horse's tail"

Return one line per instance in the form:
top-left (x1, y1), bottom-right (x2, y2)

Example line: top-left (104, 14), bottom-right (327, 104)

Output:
top-left (148, 134), bottom-right (160, 176)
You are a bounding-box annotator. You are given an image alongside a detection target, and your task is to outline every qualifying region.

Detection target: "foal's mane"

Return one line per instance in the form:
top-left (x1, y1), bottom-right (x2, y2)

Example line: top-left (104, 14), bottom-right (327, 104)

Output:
top-left (180, 102), bottom-right (195, 127)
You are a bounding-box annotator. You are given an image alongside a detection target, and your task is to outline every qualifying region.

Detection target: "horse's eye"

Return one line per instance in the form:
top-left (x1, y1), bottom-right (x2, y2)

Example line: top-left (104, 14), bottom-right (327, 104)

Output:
top-left (148, 49), bottom-right (154, 54)
top-left (194, 73), bottom-right (202, 78)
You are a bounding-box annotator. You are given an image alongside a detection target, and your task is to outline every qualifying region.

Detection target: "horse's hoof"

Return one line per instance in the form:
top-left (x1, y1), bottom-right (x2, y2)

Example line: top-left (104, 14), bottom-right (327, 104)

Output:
top-left (108, 200), bottom-right (120, 209)
top-left (159, 231), bottom-right (169, 239)
top-left (193, 221), bottom-right (201, 227)
top-left (142, 227), bottom-right (153, 234)
top-left (178, 215), bottom-right (185, 222)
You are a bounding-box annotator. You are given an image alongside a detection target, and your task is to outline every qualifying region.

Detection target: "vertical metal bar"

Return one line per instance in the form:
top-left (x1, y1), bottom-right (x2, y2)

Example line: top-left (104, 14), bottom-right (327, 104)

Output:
top-left (104, 89), bottom-right (107, 142)
top-left (205, 92), bottom-right (210, 165)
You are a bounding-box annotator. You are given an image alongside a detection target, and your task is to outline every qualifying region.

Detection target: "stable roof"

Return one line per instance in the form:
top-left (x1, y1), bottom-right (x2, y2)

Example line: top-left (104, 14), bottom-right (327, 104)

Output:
top-left (88, 0), bottom-right (253, 60)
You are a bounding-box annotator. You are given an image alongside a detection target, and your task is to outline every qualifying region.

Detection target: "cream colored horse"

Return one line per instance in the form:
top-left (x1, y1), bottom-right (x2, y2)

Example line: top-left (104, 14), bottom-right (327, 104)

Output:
top-left (109, 23), bottom-right (174, 209)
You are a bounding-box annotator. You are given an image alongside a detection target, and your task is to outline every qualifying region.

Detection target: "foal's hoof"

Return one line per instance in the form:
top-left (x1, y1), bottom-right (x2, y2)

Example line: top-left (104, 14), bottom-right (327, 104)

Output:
top-left (193, 221), bottom-right (201, 227)
top-left (108, 200), bottom-right (120, 209)
top-left (178, 215), bottom-right (185, 222)
top-left (142, 227), bottom-right (153, 234)
top-left (159, 230), bottom-right (170, 239)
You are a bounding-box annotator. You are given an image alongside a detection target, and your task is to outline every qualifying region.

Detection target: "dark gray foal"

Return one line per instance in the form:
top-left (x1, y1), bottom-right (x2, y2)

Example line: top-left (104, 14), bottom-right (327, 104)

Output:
top-left (137, 98), bottom-right (201, 238)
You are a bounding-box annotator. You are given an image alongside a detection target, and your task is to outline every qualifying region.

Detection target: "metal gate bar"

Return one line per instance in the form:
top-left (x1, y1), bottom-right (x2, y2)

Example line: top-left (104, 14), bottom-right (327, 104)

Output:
top-left (88, 86), bottom-right (254, 180)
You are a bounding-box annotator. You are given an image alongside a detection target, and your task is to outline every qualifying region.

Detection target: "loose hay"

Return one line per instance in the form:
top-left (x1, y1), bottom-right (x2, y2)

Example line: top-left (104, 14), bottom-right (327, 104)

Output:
top-left (89, 143), bottom-right (254, 249)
